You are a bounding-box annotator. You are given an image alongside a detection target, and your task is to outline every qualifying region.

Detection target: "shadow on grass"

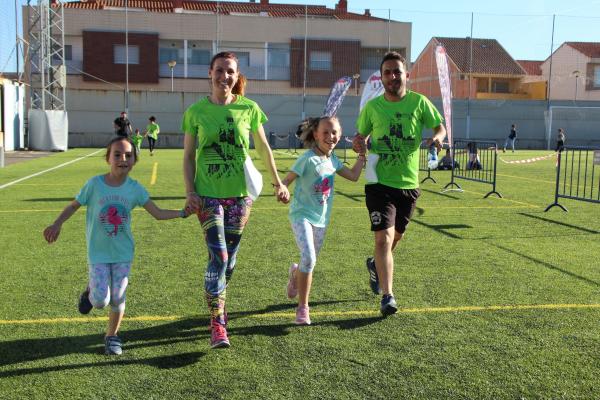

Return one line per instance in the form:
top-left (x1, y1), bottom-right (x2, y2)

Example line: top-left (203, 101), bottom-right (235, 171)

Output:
top-left (519, 212), bottom-right (600, 235)
top-left (488, 242), bottom-right (600, 288)
top-left (412, 219), bottom-right (471, 239)
top-left (0, 299), bottom-right (380, 377)
top-left (420, 187), bottom-right (461, 200)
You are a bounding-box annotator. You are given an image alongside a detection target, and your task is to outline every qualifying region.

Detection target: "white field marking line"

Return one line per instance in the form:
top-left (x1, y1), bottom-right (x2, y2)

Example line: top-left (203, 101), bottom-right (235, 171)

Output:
top-left (0, 149), bottom-right (103, 190)
top-left (2, 303), bottom-right (600, 325)
top-left (150, 162), bottom-right (158, 185)
top-left (496, 173), bottom-right (556, 185)
top-left (460, 189), bottom-right (539, 208)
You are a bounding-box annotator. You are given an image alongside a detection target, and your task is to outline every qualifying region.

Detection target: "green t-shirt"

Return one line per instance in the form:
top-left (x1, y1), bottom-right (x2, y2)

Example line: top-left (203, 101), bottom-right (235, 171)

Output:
top-left (181, 96), bottom-right (267, 198)
top-left (146, 122), bottom-right (160, 139)
top-left (131, 134), bottom-right (143, 147)
top-left (356, 91), bottom-right (443, 189)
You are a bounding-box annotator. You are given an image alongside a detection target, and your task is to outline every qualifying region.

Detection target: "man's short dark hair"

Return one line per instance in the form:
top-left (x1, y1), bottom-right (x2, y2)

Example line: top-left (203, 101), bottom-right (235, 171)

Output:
top-left (380, 51), bottom-right (406, 74)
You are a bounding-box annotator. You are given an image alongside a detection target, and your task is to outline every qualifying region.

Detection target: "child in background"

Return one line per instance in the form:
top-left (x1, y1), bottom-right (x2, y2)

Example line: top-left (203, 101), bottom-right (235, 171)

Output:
top-left (283, 116), bottom-right (365, 325)
top-left (43, 137), bottom-right (189, 355)
top-left (132, 129), bottom-right (143, 154)
top-left (144, 116), bottom-right (160, 156)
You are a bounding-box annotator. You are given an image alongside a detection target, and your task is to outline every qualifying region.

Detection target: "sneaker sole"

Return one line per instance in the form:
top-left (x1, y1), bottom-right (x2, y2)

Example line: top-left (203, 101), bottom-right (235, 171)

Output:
top-left (381, 304), bottom-right (398, 316)
top-left (294, 319), bottom-right (311, 325)
top-left (211, 340), bottom-right (231, 349)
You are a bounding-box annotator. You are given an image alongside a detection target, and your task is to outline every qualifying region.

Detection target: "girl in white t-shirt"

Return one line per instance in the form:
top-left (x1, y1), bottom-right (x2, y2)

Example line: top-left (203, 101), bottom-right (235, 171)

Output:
top-left (282, 116), bottom-right (365, 325)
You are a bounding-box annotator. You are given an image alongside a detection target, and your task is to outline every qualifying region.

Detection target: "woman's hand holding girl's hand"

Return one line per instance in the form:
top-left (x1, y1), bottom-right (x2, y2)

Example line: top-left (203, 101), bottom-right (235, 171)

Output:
top-left (185, 192), bottom-right (201, 213)
top-left (275, 184), bottom-right (290, 204)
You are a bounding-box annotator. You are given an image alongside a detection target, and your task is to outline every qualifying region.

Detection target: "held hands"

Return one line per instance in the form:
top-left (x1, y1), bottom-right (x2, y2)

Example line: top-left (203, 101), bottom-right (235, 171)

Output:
top-left (185, 192), bottom-right (201, 214)
top-left (274, 183), bottom-right (290, 204)
top-left (352, 134), bottom-right (367, 155)
top-left (43, 224), bottom-right (61, 243)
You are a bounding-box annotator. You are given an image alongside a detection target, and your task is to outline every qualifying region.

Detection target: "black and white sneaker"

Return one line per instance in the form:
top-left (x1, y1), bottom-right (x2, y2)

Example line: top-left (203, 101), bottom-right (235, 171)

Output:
top-left (78, 287), bottom-right (93, 315)
top-left (380, 294), bottom-right (398, 317)
top-left (366, 257), bottom-right (381, 295)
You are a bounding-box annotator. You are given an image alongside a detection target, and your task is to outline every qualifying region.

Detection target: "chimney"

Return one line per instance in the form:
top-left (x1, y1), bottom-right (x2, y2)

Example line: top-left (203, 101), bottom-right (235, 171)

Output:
top-left (260, 0), bottom-right (268, 5)
top-left (335, 0), bottom-right (347, 13)
top-left (173, 0), bottom-right (183, 13)
top-left (364, 9), bottom-right (371, 17)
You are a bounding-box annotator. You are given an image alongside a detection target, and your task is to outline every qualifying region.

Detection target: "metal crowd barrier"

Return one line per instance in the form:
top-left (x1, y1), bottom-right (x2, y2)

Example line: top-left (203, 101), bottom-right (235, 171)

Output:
top-left (545, 146), bottom-right (600, 212)
top-left (444, 139), bottom-right (502, 198)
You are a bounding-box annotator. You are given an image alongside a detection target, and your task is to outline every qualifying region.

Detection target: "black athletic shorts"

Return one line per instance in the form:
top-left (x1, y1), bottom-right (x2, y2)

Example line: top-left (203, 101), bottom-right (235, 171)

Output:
top-left (365, 183), bottom-right (420, 233)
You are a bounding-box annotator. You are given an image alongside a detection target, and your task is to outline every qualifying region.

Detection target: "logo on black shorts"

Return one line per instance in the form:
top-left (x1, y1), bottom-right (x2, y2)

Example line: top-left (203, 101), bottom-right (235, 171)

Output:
top-left (370, 211), bottom-right (382, 225)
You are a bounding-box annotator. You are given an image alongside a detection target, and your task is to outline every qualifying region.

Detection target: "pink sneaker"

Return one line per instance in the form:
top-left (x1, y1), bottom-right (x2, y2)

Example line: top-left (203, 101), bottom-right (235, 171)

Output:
top-left (286, 263), bottom-right (299, 299)
top-left (210, 320), bottom-right (230, 349)
top-left (295, 305), bottom-right (311, 325)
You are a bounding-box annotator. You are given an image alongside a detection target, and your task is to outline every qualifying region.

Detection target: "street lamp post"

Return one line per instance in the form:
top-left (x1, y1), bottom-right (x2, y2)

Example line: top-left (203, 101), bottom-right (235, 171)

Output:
top-left (168, 60), bottom-right (177, 92)
top-left (352, 73), bottom-right (360, 96)
top-left (571, 70), bottom-right (581, 101)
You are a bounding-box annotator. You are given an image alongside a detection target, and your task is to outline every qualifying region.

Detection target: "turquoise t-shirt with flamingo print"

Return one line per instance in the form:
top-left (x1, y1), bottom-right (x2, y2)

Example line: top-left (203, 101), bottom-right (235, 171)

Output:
top-left (289, 149), bottom-right (344, 228)
top-left (75, 175), bottom-right (149, 264)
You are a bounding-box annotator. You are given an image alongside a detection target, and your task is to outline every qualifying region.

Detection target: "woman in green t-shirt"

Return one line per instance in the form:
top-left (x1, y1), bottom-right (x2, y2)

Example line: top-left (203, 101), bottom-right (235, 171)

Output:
top-left (182, 51), bottom-right (290, 349)
top-left (144, 116), bottom-right (160, 156)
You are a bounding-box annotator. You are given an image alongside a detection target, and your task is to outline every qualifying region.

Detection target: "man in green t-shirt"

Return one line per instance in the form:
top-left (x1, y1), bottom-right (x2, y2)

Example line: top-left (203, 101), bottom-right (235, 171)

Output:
top-left (353, 51), bottom-right (446, 316)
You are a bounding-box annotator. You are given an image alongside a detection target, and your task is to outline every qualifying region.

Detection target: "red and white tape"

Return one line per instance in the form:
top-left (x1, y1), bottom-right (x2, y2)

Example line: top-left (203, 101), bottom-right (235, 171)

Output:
top-left (498, 152), bottom-right (557, 164)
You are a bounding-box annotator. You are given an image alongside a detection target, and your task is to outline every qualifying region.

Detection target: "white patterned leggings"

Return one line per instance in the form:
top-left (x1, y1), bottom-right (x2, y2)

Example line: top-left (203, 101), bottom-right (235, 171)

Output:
top-left (291, 219), bottom-right (327, 274)
top-left (88, 262), bottom-right (132, 313)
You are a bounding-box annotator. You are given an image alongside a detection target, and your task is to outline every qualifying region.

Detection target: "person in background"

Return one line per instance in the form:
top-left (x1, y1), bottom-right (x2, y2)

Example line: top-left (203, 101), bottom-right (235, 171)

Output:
top-left (144, 116), bottom-right (160, 156)
top-left (503, 124), bottom-right (517, 153)
top-left (555, 128), bottom-right (566, 152)
top-left (114, 111), bottom-right (132, 138)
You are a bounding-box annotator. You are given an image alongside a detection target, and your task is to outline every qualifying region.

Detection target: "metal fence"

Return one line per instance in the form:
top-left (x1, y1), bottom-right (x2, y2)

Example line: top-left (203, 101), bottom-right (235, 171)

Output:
top-left (444, 139), bottom-right (502, 198)
top-left (545, 146), bottom-right (600, 211)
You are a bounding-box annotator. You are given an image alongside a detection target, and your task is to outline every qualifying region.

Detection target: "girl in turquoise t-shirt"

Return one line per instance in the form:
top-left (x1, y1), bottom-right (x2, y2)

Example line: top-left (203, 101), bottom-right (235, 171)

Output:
top-left (282, 116), bottom-right (365, 325)
top-left (43, 137), bottom-right (189, 356)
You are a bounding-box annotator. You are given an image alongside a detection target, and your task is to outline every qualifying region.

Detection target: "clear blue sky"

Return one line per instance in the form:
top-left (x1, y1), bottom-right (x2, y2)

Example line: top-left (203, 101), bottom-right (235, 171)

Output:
top-left (3, 0), bottom-right (600, 73)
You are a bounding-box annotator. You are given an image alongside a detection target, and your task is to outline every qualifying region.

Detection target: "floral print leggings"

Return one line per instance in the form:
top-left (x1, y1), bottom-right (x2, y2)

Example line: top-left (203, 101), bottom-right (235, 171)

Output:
top-left (291, 219), bottom-right (327, 274)
top-left (88, 262), bottom-right (131, 313)
top-left (197, 196), bottom-right (252, 325)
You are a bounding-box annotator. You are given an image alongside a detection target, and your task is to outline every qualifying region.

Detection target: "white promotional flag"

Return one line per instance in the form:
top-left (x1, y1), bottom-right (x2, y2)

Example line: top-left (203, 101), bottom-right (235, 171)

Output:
top-left (435, 44), bottom-right (452, 147)
top-left (360, 71), bottom-right (384, 111)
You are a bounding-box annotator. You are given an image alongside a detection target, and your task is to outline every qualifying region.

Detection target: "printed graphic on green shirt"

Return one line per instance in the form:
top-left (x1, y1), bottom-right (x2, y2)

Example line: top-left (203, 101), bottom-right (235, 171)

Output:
top-left (204, 116), bottom-right (246, 179)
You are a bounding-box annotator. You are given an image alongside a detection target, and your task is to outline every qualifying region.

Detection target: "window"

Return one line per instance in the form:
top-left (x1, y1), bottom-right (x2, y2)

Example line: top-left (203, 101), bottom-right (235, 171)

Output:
top-left (188, 49), bottom-right (211, 65)
top-left (114, 45), bottom-right (139, 64)
top-left (52, 45), bottom-right (72, 61)
top-left (235, 52), bottom-right (250, 67)
top-left (159, 48), bottom-right (183, 64)
top-left (360, 48), bottom-right (384, 70)
top-left (491, 80), bottom-right (510, 93)
top-left (268, 48), bottom-right (289, 67)
top-left (310, 51), bottom-right (331, 71)
top-left (594, 65), bottom-right (600, 87)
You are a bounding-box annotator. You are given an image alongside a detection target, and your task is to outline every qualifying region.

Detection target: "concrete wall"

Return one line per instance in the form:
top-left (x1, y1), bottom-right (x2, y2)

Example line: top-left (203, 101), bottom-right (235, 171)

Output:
top-left (65, 88), bottom-right (600, 149)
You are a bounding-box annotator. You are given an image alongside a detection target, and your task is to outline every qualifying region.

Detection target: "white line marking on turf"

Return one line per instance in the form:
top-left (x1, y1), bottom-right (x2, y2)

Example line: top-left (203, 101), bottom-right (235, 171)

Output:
top-left (150, 162), bottom-right (158, 185)
top-left (2, 303), bottom-right (599, 325)
top-left (0, 149), bottom-right (103, 190)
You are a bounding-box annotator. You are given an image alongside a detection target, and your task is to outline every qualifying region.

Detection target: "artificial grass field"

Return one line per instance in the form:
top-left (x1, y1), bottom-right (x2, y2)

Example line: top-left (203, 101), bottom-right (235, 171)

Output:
top-left (0, 148), bottom-right (599, 399)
